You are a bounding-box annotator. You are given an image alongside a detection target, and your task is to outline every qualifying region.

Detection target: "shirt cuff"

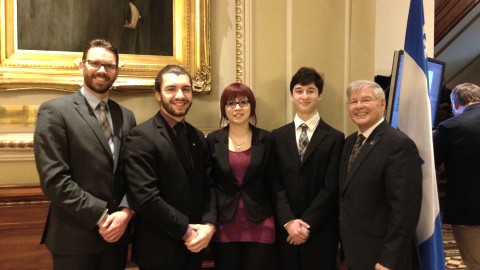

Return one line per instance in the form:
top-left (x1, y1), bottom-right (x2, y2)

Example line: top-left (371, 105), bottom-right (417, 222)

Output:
top-left (96, 208), bottom-right (108, 225)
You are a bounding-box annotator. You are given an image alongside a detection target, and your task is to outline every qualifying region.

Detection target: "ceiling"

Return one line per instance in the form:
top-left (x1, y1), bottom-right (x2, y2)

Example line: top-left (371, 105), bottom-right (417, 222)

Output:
top-left (435, 3), bottom-right (480, 89)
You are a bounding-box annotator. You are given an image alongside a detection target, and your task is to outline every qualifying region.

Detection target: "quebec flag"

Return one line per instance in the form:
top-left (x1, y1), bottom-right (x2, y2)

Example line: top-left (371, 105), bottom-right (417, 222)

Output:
top-left (397, 0), bottom-right (445, 269)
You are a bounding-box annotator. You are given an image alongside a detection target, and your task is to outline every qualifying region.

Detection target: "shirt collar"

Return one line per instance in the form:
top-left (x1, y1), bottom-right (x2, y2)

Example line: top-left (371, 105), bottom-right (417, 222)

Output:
top-left (359, 117), bottom-right (384, 139)
top-left (294, 112), bottom-right (320, 130)
top-left (81, 87), bottom-right (109, 110)
top-left (159, 109), bottom-right (184, 129)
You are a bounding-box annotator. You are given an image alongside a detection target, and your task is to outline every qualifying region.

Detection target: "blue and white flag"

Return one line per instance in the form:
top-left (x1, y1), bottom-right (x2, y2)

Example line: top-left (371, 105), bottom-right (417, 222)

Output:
top-left (397, 0), bottom-right (445, 269)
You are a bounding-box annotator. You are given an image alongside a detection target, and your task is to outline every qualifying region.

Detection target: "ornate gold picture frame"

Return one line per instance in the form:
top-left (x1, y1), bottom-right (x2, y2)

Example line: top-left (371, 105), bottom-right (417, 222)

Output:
top-left (0, 0), bottom-right (211, 93)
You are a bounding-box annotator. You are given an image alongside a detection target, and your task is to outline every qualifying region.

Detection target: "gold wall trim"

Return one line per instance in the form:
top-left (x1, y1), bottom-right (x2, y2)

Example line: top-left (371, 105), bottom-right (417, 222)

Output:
top-left (0, 0), bottom-right (212, 94)
top-left (0, 133), bottom-right (33, 150)
top-left (235, 0), bottom-right (245, 83)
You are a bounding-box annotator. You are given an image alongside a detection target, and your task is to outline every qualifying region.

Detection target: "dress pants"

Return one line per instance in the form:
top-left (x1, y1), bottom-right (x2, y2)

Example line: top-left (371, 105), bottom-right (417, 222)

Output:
top-left (52, 242), bottom-right (128, 270)
top-left (453, 225), bottom-right (480, 270)
top-left (212, 242), bottom-right (275, 270)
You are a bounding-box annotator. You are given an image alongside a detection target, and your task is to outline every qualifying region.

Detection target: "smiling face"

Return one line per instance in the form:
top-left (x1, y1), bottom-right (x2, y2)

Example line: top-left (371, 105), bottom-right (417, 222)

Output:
top-left (80, 47), bottom-right (118, 99)
top-left (291, 82), bottom-right (322, 121)
top-left (348, 86), bottom-right (386, 132)
top-left (225, 96), bottom-right (251, 126)
top-left (155, 73), bottom-right (193, 121)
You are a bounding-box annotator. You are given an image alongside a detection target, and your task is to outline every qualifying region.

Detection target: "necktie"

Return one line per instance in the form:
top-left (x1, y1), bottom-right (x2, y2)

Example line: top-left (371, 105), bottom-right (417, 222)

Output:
top-left (298, 123), bottom-right (309, 161)
top-left (98, 101), bottom-right (113, 142)
top-left (174, 122), bottom-right (191, 165)
top-left (346, 134), bottom-right (366, 172)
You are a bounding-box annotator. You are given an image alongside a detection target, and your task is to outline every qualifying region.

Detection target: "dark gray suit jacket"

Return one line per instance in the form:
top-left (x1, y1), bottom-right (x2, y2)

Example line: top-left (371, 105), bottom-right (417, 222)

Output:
top-left (34, 89), bottom-right (136, 255)
top-left (339, 120), bottom-right (422, 270)
top-left (434, 103), bottom-right (480, 225)
top-left (124, 112), bottom-right (216, 268)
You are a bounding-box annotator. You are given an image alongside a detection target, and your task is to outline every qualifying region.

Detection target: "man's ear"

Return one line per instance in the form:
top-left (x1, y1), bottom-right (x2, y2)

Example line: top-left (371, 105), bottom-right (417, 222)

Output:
top-left (79, 60), bottom-right (85, 72)
top-left (453, 101), bottom-right (460, 111)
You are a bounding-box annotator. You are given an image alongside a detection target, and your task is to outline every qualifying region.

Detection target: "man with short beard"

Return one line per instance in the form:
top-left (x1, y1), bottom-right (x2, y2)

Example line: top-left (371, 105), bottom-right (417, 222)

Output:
top-left (124, 65), bottom-right (216, 270)
top-left (34, 39), bottom-right (136, 270)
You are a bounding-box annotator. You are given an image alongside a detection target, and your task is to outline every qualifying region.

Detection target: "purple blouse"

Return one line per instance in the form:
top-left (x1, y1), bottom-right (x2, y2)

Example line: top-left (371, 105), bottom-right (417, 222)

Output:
top-left (214, 149), bottom-right (275, 244)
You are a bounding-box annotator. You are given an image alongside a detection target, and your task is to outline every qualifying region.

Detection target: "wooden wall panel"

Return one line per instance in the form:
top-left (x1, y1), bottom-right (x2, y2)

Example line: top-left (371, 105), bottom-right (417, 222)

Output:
top-left (0, 186), bottom-right (51, 270)
top-left (0, 185), bottom-right (214, 269)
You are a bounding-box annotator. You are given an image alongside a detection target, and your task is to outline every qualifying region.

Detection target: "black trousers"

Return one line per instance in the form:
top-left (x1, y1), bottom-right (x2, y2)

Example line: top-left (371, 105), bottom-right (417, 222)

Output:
top-left (52, 242), bottom-right (128, 270)
top-left (276, 237), bottom-right (337, 270)
top-left (212, 241), bottom-right (275, 270)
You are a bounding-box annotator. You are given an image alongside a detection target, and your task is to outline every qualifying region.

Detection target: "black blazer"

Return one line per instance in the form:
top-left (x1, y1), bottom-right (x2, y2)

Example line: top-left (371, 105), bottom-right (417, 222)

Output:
top-left (206, 125), bottom-right (274, 223)
top-left (339, 121), bottom-right (422, 270)
top-left (124, 112), bottom-right (216, 268)
top-left (34, 90), bottom-right (136, 254)
top-left (272, 119), bottom-right (344, 243)
top-left (434, 103), bottom-right (480, 225)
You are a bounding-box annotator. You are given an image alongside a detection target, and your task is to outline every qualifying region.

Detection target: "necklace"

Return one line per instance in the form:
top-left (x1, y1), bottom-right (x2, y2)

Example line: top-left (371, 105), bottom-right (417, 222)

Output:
top-left (229, 133), bottom-right (250, 149)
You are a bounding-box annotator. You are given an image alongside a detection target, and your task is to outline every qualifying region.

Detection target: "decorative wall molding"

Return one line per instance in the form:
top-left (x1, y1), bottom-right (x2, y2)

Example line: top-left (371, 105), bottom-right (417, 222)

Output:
top-left (235, 0), bottom-right (245, 83)
top-left (0, 133), bottom-right (34, 151)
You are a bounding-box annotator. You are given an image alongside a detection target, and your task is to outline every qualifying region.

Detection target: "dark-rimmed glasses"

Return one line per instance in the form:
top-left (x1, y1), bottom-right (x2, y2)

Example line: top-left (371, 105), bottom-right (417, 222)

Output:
top-left (84, 60), bottom-right (117, 72)
top-left (226, 99), bottom-right (249, 109)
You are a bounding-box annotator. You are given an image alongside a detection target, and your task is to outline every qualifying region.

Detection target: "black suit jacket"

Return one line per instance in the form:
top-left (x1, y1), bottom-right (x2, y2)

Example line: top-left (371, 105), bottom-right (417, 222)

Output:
top-left (272, 119), bottom-right (344, 243)
top-left (339, 121), bottom-right (422, 270)
top-left (124, 112), bottom-right (216, 268)
top-left (206, 125), bottom-right (274, 223)
top-left (434, 103), bottom-right (480, 225)
top-left (34, 90), bottom-right (136, 255)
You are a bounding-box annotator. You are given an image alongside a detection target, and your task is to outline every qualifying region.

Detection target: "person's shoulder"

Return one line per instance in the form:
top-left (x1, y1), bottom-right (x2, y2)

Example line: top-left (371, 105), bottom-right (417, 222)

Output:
top-left (318, 119), bottom-right (344, 137)
top-left (271, 122), bottom-right (293, 136)
top-left (130, 114), bottom-right (158, 133)
top-left (206, 128), bottom-right (225, 142)
top-left (40, 92), bottom-right (76, 108)
top-left (253, 126), bottom-right (271, 136)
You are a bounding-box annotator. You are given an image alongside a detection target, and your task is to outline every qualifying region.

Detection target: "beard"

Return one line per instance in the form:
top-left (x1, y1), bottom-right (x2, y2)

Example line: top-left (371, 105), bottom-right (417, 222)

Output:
top-left (83, 72), bottom-right (115, 94)
top-left (160, 97), bottom-right (192, 118)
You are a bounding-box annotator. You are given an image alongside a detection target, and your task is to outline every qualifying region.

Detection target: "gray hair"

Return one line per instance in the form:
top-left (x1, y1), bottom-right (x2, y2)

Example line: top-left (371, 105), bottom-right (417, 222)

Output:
top-left (450, 83), bottom-right (480, 106)
top-left (346, 80), bottom-right (385, 100)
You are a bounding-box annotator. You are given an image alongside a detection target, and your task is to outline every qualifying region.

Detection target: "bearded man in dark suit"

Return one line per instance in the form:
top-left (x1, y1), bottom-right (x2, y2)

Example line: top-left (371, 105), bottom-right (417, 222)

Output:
top-left (124, 65), bottom-right (216, 270)
top-left (34, 39), bottom-right (136, 270)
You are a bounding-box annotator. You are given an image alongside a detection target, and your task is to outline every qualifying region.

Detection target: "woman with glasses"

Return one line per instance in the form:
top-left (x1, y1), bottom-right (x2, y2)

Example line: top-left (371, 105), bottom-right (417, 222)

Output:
top-left (206, 83), bottom-right (276, 270)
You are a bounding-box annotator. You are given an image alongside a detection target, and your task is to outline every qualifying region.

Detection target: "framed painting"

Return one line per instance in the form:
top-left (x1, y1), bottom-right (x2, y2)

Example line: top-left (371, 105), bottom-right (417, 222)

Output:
top-left (0, 0), bottom-right (211, 93)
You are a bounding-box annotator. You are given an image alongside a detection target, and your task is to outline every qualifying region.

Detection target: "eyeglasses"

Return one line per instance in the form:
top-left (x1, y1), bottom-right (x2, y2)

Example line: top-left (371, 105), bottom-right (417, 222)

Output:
top-left (347, 98), bottom-right (377, 107)
top-left (226, 99), bottom-right (249, 109)
top-left (84, 60), bottom-right (117, 72)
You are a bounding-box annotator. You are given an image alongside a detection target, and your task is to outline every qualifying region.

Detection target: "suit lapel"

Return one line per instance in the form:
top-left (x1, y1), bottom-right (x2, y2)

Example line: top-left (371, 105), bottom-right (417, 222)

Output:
top-left (283, 123), bottom-right (302, 162)
top-left (154, 113), bottom-right (176, 150)
top-left (243, 128), bottom-right (265, 184)
top-left (214, 131), bottom-right (232, 182)
top-left (341, 123), bottom-right (386, 194)
top-left (73, 91), bottom-right (113, 158)
top-left (302, 121), bottom-right (327, 163)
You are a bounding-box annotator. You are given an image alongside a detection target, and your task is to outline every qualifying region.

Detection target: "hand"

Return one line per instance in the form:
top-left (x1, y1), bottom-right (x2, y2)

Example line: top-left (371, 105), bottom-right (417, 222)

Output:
top-left (285, 219), bottom-right (310, 245)
top-left (124, 2), bottom-right (141, 29)
top-left (184, 224), bottom-right (215, 253)
top-left (98, 208), bottom-right (133, 243)
top-left (375, 263), bottom-right (390, 270)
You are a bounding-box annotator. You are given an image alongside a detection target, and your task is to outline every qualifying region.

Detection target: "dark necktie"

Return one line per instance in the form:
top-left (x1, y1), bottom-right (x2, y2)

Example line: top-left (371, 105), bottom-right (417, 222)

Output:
top-left (174, 122), bottom-right (191, 165)
top-left (298, 123), bottom-right (309, 161)
top-left (98, 101), bottom-right (113, 142)
top-left (346, 134), bottom-right (366, 173)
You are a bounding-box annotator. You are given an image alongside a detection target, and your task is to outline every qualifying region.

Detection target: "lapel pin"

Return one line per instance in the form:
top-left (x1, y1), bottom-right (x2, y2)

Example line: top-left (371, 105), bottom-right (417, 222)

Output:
top-left (370, 140), bottom-right (375, 145)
